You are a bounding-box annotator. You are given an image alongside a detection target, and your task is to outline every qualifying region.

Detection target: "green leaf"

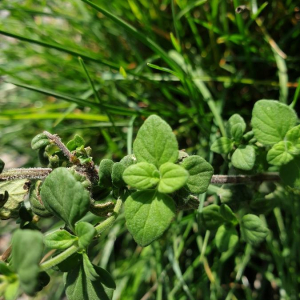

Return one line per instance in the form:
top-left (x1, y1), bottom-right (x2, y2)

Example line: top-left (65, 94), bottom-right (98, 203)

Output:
top-left (218, 184), bottom-right (253, 204)
top-left (219, 204), bottom-right (237, 224)
top-left (75, 222), bottom-right (96, 249)
top-left (120, 154), bottom-right (136, 168)
top-left (82, 253), bottom-right (99, 281)
top-left (231, 145), bottom-right (256, 171)
top-left (158, 163), bottom-right (189, 194)
top-left (215, 225), bottom-right (239, 252)
top-left (67, 134), bottom-right (85, 151)
top-left (227, 114), bottom-right (246, 141)
top-left (5, 280), bottom-right (19, 300)
top-left (122, 162), bottom-right (160, 190)
top-left (111, 162), bottom-right (126, 188)
top-left (29, 181), bottom-right (53, 218)
top-left (0, 179), bottom-right (29, 220)
top-left (181, 155), bottom-right (213, 194)
top-left (56, 252), bottom-right (82, 273)
top-left (98, 159), bottom-right (114, 188)
top-left (125, 190), bottom-right (176, 246)
top-left (0, 261), bottom-right (14, 276)
top-left (231, 124), bottom-right (244, 141)
top-left (31, 133), bottom-right (50, 150)
top-left (133, 115), bottom-right (178, 168)
top-left (251, 100), bottom-right (297, 145)
top-left (44, 230), bottom-right (78, 250)
top-left (65, 263), bottom-right (113, 300)
top-left (35, 272), bottom-right (50, 292)
top-left (12, 229), bottom-right (44, 296)
top-left (240, 214), bottom-right (269, 245)
top-left (93, 265), bottom-right (116, 290)
top-left (210, 137), bottom-right (234, 154)
top-left (267, 141), bottom-right (294, 166)
top-left (201, 205), bottom-right (225, 230)
top-left (40, 168), bottom-right (90, 230)
top-left (285, 125), bottom-right (300, 155)
top-left (280, 158), bottom-right (300, 189)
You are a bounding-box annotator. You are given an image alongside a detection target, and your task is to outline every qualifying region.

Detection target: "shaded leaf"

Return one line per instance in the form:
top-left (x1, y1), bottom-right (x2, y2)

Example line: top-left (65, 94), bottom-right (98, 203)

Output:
top-left (219, 204), bottom-right (237, 224)
top-left (181, 155), bottom-right (213, 194)
top-left (215, 224), bottom-right (239, 252)
top-left (240, 214), bottom-right (268, 245)
top-left (0, 158), bottom-right (5, 173)
top-left (201, 204), bottom-right (225, 230)
top-left (65, 263), bottom-right (113, 300)
top-left (41, 168), bottom-right (90, 229)
top-left (111, 162), bottom-right (126, 188)
top-left (98, 159), bottom-right (114, 188)
top-left (210, 137), bottom-right (234, 154)
top-left (83, 253), bottom-right (99, 281)
top-left (75, 222), bottom-right (96, 249)
top-left (29, 181), bottom-right (53, 218)
top-left (280, 158), bottom-right (300, 190)
top-left (12, 229), bottom-right (44, 296)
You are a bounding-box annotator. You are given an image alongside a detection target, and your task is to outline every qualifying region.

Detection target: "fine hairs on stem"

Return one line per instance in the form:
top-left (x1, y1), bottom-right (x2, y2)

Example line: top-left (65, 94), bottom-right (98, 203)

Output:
top-left (0, 167), bottom-right (280, 184)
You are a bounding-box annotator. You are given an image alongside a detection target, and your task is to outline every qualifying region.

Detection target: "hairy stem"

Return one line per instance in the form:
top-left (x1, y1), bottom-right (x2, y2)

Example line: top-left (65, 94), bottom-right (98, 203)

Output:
top-left (0, 168), bottom-right (280, 184)
top-left (39, 198), bottom-right (123, 271)
top-left (43, 131), bottom-right (79, 164)
top-left (0, 168), bottom-right (52, 181)
top-left (210, 173), bottom-right (280, 184)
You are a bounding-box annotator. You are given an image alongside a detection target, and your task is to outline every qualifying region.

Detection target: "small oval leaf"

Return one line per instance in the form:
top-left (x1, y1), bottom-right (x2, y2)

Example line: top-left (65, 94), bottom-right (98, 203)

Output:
top-left (133, 115), bottom-right (178, 167)
top-left (158, 163), bottom-right (189, 194)
top-left (240, 214), bottom-right (269, 245)
top-left (251, 100), bottom-right (297, 145)
top-left (125, 190), bottom-right (176, 246)
top-left (231, 145), bottom-right (256, 171)
top-left (211, 137), bottom-right (234, 154)
top-left (122, 162), bottom-right (159, 190)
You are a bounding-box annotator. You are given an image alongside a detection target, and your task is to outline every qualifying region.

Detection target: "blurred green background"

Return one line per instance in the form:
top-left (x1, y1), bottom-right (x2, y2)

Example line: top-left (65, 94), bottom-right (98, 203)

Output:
top-left (0, 0), bottom-right (300, 299)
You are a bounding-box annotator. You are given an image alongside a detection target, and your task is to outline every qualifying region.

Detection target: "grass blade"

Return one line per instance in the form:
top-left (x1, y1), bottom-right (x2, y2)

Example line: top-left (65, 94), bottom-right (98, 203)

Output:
top-left (0, 113), bottom-right (109, 121)
top-left (80, 0), bottom-right (181, 73)
top-left (7, 81), bottom-right (139, 116)
top-left (0, 30), bottom-right (119, 70)
top-left (78, 57), bottom-right (117, 129)
top-left (290, 79), bottom-right (300, 108)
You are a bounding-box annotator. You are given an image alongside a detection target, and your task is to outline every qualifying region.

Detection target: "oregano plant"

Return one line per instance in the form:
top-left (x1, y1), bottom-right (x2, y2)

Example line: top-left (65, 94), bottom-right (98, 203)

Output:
top-left (0, 100), bottom-right (299, 299)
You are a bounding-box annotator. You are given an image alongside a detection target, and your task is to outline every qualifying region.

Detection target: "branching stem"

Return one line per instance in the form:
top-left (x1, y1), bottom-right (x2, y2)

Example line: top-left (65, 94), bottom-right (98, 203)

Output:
top-left (39, 198), bottom-right (123, 271)
top-left (43, 131), bottom-right (79, 164)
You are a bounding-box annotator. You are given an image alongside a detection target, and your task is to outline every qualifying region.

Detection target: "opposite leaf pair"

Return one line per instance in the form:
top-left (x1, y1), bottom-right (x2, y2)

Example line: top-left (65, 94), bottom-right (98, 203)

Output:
top-left (211, 100), bottom-right (300, 172)
top-left (123, 162), bottom-right (188, 193)
top-left (123, 115), bottom-right (213, 246)
top-left (211, 113), bottom-right (256, 171)
top-left (202, 204), bottom-right (269, 252)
